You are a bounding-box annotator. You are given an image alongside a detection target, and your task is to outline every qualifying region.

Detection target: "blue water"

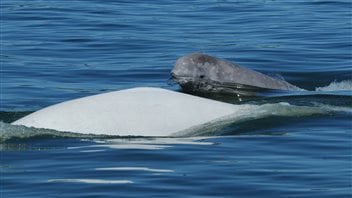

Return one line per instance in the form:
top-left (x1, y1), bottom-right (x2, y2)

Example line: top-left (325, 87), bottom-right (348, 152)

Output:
top-left (1, 0), bottom-right (352, 197)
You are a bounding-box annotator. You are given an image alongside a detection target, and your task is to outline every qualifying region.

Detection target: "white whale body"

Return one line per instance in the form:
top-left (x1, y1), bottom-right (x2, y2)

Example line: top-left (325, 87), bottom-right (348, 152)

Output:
top-left (13, 87), bottom-right (250, 136)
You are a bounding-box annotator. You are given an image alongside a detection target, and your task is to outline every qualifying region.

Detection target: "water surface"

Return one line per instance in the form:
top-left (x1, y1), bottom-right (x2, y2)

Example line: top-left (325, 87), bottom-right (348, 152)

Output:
top-left (1, 0), bottom-right (352, 197)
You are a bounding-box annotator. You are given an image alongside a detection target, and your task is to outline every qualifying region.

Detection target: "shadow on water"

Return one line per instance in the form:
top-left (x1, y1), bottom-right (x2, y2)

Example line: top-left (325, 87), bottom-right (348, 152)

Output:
top-left (178, 87), bottom-right (352, 107)
top-left (0, 111), bottom-right (33, 123)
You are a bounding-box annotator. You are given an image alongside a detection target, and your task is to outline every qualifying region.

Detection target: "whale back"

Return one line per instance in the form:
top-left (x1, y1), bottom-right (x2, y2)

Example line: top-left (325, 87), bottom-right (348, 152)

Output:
top-left (12, 87), bottom-right (240, 136)
top-left (171, 53), bottom-right (299, 95)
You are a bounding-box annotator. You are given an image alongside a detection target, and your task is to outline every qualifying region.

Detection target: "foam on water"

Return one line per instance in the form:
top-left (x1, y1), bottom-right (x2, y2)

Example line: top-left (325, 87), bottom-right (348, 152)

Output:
top-left (315, 80), bottom-right (352, 92)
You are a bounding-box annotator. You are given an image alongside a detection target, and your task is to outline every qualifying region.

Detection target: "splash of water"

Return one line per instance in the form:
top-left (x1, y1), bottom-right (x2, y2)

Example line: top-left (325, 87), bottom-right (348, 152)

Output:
top-left (315, 80), bottom-right (352, 91)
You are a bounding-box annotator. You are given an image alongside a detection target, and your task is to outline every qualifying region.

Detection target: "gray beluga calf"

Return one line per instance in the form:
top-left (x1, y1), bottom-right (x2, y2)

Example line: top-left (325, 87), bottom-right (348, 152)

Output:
top-left (171, 53), bottom-right (300, 96)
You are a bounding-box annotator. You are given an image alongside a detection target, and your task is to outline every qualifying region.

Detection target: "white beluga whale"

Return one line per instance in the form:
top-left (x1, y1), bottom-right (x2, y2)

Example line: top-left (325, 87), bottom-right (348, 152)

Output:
top-left (171, 53), bottom-right (301, 96)
top-left (11, 87), bottom-right (336, 137)
top-left (12, 87), bottom-right (252, 137)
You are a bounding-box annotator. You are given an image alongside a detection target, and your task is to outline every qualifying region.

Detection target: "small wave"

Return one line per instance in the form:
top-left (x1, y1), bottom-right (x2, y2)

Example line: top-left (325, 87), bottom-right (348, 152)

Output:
top-left (0, 122), bottom-right (107, 143)
top-left (67, 137), bottom-right (213, 150)
top-left (315, 80), bottom-right (352, 92)
top-left (47, 179), bottom-right (133, 184)
top-left (96, 167), bottom-right (174, 173)
top-left (174, 102), bottom-right (352, 137)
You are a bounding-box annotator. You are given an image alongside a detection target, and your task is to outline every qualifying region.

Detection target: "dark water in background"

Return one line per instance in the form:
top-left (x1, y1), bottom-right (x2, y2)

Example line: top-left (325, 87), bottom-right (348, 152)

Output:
top-left (1, 0), bottom-right (352, 197)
